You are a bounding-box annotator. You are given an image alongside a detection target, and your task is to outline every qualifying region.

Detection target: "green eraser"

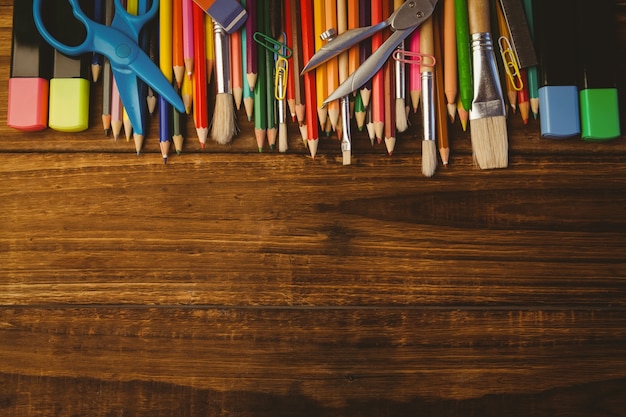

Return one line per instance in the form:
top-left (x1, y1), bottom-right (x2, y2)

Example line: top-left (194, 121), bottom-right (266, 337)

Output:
top-left (48, 78), bottom-right (90, 132)
top-left (579, 88), bottom-right (621, 141)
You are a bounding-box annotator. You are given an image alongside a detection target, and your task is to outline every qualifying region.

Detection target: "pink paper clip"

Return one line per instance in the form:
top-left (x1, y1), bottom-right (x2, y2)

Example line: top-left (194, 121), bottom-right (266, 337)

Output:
top-left (392, 49), bottom-right (436, 67)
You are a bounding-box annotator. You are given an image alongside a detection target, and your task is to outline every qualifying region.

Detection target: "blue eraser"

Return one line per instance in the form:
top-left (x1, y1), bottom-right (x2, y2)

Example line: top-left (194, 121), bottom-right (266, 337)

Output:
top-left (538, 85), bottom-right (580, 139)
top-left (193, 0), bottom-right (248, 34)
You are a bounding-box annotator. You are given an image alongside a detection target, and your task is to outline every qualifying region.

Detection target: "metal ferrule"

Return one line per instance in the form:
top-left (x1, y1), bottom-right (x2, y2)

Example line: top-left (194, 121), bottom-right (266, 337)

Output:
top-left (213, 21), bottom-right (231, 94)
top-left (395, 43), bottom-right (406, 99)
top-left (421, 71), bottom-right (435, 141)
top-left (340, 96), bottom-right (351, 152)
top-left (469, 32), bottom-right (506, 119)
top-left (277, 79), bottom-right (286, 124)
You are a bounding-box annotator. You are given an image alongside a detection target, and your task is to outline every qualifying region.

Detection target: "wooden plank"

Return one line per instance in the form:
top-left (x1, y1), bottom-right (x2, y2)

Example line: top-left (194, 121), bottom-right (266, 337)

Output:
top-left (1, 307), bottom-right (626, 415)
top-left (1, 2), bottom-right (626, 416)
top-left (1, 153), bottom-right (625, 307)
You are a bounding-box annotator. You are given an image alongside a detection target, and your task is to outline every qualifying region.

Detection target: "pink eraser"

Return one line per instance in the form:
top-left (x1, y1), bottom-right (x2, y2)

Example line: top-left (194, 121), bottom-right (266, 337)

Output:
top-left (7, 77), bottom-right (49, 132)
top-left (193, 0), bottom-right (248, 33)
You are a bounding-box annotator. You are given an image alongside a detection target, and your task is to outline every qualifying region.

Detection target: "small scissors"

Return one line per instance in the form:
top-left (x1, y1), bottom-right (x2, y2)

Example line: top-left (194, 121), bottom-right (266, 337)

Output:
top-left (301, 0), bottom-right (439, 106)
top-left (33, 0), bottom-right (185, 137)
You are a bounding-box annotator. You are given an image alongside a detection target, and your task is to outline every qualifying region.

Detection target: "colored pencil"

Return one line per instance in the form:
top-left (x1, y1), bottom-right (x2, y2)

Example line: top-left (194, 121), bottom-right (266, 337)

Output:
top-left (408, 29), bottom-right (421, 113)
top-left (370, 0), bottom-right (384, 143)
top-left (443, 0), bottom-right (457, 122)
top-left (245, 0), bottom-right (258, 91)
top-left (159, 0), bottom-right (174, 162)
top-left (172, 0), bottom-right (185, 86)
top-left (324, 0), bottom-right (340, 132)
top-left (192, 3), bottom-right (208, 146)
top-left (454, 0), bottom-right (472, 118)
top-left (313, 0), bottom-right (328, 130)
top-left (301, 0), bottom-right (319, 158)
top-left (434, 7), bottom-right (450, 166)
top-left (182, 0), bottom-right (195, 78)
top-left (204, 15), bottom-right (215, 85)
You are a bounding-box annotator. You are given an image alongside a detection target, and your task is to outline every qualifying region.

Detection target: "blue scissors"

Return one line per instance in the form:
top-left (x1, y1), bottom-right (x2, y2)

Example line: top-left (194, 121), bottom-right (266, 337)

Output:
top-left (33, 0), bottom-right (185, 138)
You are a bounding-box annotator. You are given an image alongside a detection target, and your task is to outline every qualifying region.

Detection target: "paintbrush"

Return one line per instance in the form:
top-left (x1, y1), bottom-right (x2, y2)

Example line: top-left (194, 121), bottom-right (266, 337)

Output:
top-left (420, 17), bottom-right (437, 178)
top-left (210, 20), bottom-right (237, 145)
top-left (467, 0), bottom-right (508, 169)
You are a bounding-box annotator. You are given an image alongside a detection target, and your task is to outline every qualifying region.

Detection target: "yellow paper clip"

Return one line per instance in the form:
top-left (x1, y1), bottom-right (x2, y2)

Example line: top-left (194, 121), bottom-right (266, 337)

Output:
top-left (253, 32), bottom-right (293, 59)
top-left (274, 56), bottom-right (288, 100)
top-left (498, 36), bottom-right (523, 91)
top-left (392, 49), bottom-right (436, 67)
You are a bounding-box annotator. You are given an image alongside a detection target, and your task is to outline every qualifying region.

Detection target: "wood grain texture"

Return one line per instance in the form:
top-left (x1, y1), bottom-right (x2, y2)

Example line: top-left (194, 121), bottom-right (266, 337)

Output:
top-left (1, 1), bottom-right (626, 415)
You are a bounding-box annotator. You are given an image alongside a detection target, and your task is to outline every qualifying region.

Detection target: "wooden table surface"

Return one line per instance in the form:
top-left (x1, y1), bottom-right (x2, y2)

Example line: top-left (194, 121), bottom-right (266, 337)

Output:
top-left (2, 1), bottom-right (626, 416)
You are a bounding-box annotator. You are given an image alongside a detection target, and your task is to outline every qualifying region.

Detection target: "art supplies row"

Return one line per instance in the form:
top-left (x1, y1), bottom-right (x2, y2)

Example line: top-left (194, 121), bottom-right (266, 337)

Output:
top-left (7, 0), bottom-right (622, 173)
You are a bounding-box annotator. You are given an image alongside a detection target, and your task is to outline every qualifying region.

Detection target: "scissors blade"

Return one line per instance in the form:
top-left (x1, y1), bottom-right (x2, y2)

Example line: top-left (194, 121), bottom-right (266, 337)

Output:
top-left (302, 0), bottom-right (438, 74)
top-left (112, 67), bottom-right (147, 136)
top-left (301, 21), bottom-right (389, 73)
top-left (127, 51), bottom-right (186, 114)
top-left (323, 29), bottom-right (413, 105)
top-left (323, 0), bottom-right (439, 104)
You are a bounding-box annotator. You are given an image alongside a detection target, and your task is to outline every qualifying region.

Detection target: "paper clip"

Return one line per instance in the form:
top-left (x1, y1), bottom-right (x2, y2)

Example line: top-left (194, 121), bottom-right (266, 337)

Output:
top-left (498, 36), bottom-right (523, 91)
top-left (253, 32), bottom-right (293, 59)
top-left (392, 49), bottom-right (436, 67)
top-left (275, 56), bottom-right (288, 100)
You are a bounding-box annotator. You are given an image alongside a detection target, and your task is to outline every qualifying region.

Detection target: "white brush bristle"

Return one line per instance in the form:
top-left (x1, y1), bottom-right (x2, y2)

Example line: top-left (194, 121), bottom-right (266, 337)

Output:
top-left (470, 116), bottom-right (508, 169)
top-left (210, 93), bottom-right (237, 145)
top-left (395, 98), bottom-right (408, 132)
top-left (278, 123), bottom-right (288, 153)
top-left (422, 139), bottom-right (438, 178)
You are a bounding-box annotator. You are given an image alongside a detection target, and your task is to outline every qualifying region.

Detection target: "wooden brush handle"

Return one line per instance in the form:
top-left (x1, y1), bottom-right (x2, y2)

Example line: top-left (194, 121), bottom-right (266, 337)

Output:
top-left (468, 0), bottom-right (491, 34)
top-left (419, 17), bottom-right (434, 72)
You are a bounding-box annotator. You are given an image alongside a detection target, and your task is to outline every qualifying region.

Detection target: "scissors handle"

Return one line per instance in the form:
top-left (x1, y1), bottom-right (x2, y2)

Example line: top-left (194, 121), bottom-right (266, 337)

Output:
top-left (32, 0), bottom-right (95, 56)
top-left (33, 0), bottom-right (158, 57)
top-left (110, 0), bottom-right (159, 41)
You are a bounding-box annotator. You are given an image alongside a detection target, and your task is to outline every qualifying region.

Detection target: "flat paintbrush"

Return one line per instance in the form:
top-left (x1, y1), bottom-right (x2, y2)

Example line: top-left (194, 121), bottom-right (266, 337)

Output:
top-left (467, 0), bottom-right (508, 169)
top-left (210, 20), bottom-right (237, 145)
top-left (420, 16), bottom-right (437, 178)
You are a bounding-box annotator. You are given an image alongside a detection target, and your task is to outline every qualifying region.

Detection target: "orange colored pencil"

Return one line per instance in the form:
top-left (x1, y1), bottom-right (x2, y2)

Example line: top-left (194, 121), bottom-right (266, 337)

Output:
top-left (313, 0), bottom-right (328, 130)
top-left (517, 68), bottom-right (530, 124)
top-left (172, 0), bottom-right (185, 86)
top-left (346, 0), bottom-right (359, 77)
top-left (325, 0), bottom-right (340, 132)
top-left (443, 0), bottom-right (457, 122)
top-left (434, 7), bottom-right (450, 165)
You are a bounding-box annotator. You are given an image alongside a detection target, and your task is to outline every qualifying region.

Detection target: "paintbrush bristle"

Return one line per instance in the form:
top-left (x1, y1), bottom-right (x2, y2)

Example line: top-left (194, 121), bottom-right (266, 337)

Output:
top-left (278, 123), bottom-right (288, 153)
top-left (210, 93), bottom-right (237, 145)
top-left (395, 98), bottom-right (408, 132)
top-left (422, 139), bottom-right (438, 178)
top-left (470, 116), bottom-right (508, 169)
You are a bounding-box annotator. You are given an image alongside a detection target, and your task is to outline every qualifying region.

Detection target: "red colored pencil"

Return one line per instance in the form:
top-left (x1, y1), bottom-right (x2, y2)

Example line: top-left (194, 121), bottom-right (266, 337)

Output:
top-left (300, 0), bottom-right (319, 158)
